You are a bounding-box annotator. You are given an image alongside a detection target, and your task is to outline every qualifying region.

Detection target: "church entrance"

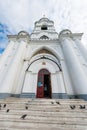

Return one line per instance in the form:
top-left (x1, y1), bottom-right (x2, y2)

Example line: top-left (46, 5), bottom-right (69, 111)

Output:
top-left (36, 69), bottom-right (52, 98)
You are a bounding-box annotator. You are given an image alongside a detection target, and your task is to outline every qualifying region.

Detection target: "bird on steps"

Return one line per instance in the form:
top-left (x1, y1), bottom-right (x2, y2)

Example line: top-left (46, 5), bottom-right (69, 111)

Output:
top-left (70, 105), bottom-right (76, 109)
top-left (3, 104), bottom-right (6, 108)
top-left (79, 105), bottom-right (86, 109)
top-left (20, 114), bottom-right (27, 119)
top-left (25, 106), bottom-right (28, 109)
top-left (56, 101), bottom-right (60, 105)
top-left (0, 104), bottom-right (1, 110)
top-left (0, 104), bottom-right (2, 108)
top-left (6, 109), bottom-right (10, 112)
top-left (51, 102), bottom-right (54, 104)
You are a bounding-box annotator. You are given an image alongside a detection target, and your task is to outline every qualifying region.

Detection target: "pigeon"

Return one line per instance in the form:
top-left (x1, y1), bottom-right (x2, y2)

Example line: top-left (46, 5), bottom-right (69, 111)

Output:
top-left (20, 114), bottom-right (27, 119)
top-left (79, 105), bottom-right (85, 109)
top-left (0, 104), bottom-right (2, 108)
top-left (0, 104), bottom-right (1, 110)
top-left (70, 105), bottom-right (75, 109)
top-left (6, 109), bottom-right (10, 112)
top-left (51, 102), bottom-right (54, 104)
top-left (3, 104), bottom-right (6, 108)
top-left (25, 106), bottom-right (28, 109)
top-left (56, 101), bottom-right (60, 105)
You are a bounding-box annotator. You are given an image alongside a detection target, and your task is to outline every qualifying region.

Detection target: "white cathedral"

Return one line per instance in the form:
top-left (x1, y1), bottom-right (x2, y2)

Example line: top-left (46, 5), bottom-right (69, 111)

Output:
top-left (0, 16), bottom-right (87, 100)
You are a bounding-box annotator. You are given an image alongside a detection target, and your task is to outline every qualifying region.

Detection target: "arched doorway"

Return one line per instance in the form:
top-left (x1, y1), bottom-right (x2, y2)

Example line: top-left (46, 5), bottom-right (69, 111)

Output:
top-left (36, 69), bottom-right (52, 98)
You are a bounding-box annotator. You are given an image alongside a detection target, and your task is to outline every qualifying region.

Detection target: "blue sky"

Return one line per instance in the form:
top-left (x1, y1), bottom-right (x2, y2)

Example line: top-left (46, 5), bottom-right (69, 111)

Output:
top-left (0, 0), bottom-right (87, 53)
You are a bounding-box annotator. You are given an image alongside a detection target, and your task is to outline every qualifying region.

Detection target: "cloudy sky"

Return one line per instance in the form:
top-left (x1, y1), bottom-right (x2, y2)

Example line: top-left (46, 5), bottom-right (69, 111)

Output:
top-left (0, 0), bottom-right (87, 53)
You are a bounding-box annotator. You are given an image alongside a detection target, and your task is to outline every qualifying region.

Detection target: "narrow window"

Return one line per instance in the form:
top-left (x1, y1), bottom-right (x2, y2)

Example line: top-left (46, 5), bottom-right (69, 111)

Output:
top-left (41, 25), bottom-right (47, 30)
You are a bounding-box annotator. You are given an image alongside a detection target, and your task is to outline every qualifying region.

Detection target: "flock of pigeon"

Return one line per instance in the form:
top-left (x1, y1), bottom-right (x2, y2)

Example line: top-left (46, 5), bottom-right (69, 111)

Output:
top-left (0, 103), bottom-right (28, 119)
top-left (51, 101), bottom-right (86, 109)
top-left (0, 104), bottom-right (9, 112)
top-left (70, 105), bottom-right (86, 109)
top-left (0, 101), bottom-right (86, 120)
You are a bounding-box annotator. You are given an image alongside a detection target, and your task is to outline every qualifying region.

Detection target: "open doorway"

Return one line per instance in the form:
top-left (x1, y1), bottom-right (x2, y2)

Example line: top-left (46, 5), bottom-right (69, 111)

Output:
top-left (44, 74), bottom-right (51, 98)
top-left (36, 69), bottom-right (52, 98)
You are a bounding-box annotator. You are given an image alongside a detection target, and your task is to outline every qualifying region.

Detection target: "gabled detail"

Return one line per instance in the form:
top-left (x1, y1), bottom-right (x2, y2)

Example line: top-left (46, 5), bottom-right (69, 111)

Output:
top-left (40, 35), bottom-right (49, 39)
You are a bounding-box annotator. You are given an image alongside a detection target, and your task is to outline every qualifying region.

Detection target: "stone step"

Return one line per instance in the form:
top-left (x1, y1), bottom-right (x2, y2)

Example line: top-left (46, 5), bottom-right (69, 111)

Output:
top-left (0, 98), bottom-right (87, 130)
top-left (4, 99), bottom-right (84, 101)
top-left (0, 108), bottom-right (87, 115)
top-left (0, 109), bottom-right (87, 114)
top-left (0, 102), bottom-right (86, 107)
top-left (0, 128), bottom-right (84, 130)
top-left (0, 114), bottom-right (87, 124)
top-left (0, 121), bottom-right (87, 130)
top-left (0, 111), bottom-right (87, 118)
top-left (2, 98), bottom-right (84, 103)
top-left (0, 103), bottom-right (86, 108)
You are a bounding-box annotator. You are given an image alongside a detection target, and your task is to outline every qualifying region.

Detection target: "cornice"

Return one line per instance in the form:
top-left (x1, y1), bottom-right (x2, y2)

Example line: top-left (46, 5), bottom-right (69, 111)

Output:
top-left (30, 31), bottom-right (58, 35)
top-left (7, 35), bottom-right (30, 43)
top-left (30, 38), bottom-right (59, 44)
top-left (59, 33), bottom-right (83, 40)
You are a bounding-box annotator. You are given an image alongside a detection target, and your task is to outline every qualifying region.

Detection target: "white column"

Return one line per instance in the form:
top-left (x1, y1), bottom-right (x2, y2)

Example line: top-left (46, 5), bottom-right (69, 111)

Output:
top-left (75, 39), bottom-right (87, 62)
top-left (0, 40), bottom-right (21, 85)
top-left (0, 40), bottom-right (26, 93)
top-left (0, 40), bottom-right (15, 70)
top-left (22, 71), bottom-right (33, 93)
top-left (60, 60), bottom-right (74, 94)
top-left (32, 73), bottom-right (38, 94)
top-left (58, 72), bottom-right (66, 93)
top-left (51, 73), bottom-right (58, 93)
top-left (15, 61), bottom-right (28, 94)
top-left (60, 37), bottom-right (87, 94)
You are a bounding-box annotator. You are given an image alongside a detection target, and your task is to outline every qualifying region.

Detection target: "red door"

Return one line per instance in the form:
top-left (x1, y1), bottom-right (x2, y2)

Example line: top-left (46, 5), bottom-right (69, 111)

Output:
top-left (36, 69), bottom-right (44, 98)
top-left (36, 69), bottom-right (51, 98)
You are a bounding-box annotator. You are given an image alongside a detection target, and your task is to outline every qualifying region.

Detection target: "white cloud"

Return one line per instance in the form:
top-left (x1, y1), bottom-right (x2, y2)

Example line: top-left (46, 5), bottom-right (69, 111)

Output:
top-left (0, 0), bottom-right (87, 47)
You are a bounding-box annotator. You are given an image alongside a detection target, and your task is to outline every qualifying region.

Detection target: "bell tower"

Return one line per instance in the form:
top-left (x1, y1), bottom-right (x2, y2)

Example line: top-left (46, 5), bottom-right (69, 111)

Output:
top-left (31, 16), bottom-right (58, 39)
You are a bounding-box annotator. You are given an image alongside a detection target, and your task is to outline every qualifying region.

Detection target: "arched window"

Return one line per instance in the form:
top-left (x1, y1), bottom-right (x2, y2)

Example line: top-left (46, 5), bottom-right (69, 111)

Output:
top-left (41, 25), bottom-right (47, 30)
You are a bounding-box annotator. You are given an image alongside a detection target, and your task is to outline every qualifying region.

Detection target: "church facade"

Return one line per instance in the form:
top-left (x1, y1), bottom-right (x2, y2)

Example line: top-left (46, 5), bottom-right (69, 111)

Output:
top-left (0, 17), bottom-right (87, 100)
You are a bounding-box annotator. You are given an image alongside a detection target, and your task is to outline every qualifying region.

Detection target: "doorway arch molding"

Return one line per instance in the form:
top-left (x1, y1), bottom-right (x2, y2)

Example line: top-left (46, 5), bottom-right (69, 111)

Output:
top-left (28, 46), bottom-right (63, 61)
top-left (26, 56), bottom-right (62, 72)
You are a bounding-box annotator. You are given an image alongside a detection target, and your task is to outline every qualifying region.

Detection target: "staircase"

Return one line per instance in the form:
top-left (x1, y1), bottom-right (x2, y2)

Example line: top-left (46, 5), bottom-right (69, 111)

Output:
top-left (0, 98), bottom-right (87, 130)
